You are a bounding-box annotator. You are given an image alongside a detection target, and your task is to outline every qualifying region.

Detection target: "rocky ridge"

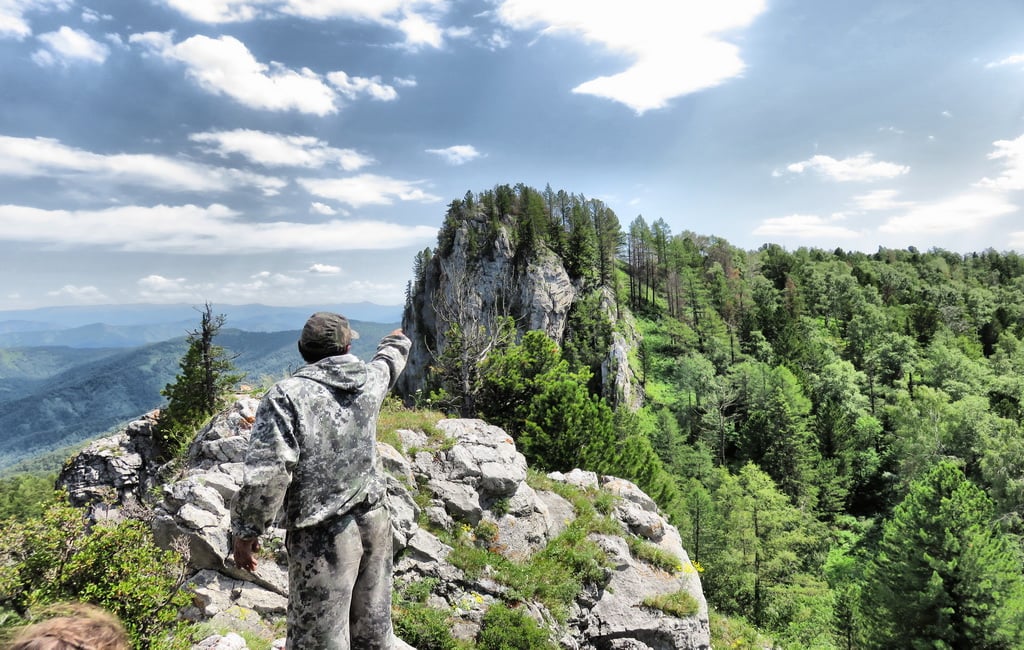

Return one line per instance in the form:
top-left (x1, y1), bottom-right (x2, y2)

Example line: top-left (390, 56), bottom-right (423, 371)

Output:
top-left (59, 399), bottom-right (710, 649)
top-left (398, 213), bottom-right (644, 410)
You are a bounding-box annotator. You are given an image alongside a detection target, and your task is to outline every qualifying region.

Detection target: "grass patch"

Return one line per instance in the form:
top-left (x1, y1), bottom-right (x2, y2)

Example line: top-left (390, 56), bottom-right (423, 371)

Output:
top-left (709, 610), bottom-right (776, 649)
top-left (627, 537), bottom-right (682, 574)
top-left (377, 397), bottom-right (445, 450)
top-left (392, 579), bottom-right (471, 650)
top-left (643, 589), bottom-right (700, 618)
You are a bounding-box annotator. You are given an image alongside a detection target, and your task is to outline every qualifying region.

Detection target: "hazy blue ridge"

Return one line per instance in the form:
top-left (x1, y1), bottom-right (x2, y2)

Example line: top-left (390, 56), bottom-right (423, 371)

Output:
top-left (0, 302), bottom-right (403, 334)
top-left (0, 319), bottom-right (399, 471)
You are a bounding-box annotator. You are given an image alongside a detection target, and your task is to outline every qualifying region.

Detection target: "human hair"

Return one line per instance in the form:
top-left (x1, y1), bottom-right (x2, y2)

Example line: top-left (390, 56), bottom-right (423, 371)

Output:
top-left (298, 341), bottom-right (349, 364)
top-left (3, 603), bottom-right (130, 650)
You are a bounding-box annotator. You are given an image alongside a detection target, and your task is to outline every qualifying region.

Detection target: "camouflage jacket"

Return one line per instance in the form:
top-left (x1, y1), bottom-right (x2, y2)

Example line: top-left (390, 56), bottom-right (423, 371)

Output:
top-left (230, 333), bottom-right (411, 538)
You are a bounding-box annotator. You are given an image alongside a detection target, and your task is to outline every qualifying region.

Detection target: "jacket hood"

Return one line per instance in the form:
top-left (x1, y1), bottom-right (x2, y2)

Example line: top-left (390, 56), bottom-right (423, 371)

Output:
top-left (292, 354), bottom-right (367, 392)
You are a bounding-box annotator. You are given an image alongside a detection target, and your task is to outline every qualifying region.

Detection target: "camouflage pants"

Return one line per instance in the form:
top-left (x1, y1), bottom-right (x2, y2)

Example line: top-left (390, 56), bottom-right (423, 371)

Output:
top-left (285, 502), bottom-right (394, 650)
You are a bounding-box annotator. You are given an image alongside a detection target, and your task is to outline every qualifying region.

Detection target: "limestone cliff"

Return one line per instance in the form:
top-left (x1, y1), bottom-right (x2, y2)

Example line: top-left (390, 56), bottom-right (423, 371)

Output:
top-left (398, 206), bottom-right (643, 410)
top-left (59, 400), bottom-right (711, 650)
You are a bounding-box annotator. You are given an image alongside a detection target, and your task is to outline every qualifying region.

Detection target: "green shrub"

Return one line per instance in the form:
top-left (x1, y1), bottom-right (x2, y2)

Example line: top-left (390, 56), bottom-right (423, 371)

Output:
top-left (642, 589), bottom-right (700, 618)
top-left (0, 497), bottom-right (194, 648)
top-left (477, 603), bottom-right (558, 650)
top-left (392, 579), bottom-right (466, 650)
top-left (626, 537), bottom-right (682, 574)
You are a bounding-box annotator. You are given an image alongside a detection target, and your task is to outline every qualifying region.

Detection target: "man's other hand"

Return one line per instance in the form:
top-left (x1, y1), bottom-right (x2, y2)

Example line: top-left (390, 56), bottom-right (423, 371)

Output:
top-left (389, 328), bottom-right (404, 337)
top-left (233, 536), bottom-right (260, 571)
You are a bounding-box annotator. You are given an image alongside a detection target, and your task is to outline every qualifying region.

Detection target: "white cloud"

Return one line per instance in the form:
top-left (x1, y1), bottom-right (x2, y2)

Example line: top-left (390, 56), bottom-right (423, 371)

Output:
top-left (33, 26), bottom-right (109, 66)
top-left (136, 274), bottom-right (208, 302)
top-left (976, 133), bottom-right (1024, 191)
top-left (158, 0), bottom-right (271, 23)
top-left (784, 153), bottom-right (910, 182)
top-left (853, 189), bottom-right (912, 211)
top-left (0, 0), bottom-right (71, 40)
top-left (397, 10), bottom-right (443, 48)
top-left (298, 173), bottom-right (442, 208)
top-left (310, 201), bottom-right (337, 215)
top-left (156, 0), bottom-right (448, 49)
top-left (190, 129), bottom-right (374, 171)
top-left (426, 144), bottom-right (482, 165)
top-left (879, 192), bottom-right (1017, 234)
top-left (393, 76), bottom-right (417, 87)
top-left (941, 110), bottom-right (953, 118)
top-left (131, 32), bottom-right (338, 115)
top-left (495, 0), bottom-right (767, 114)
top-left (1011, 232), bottom-right (1024, 250)
top-left (987, 53), bottom-right (1024, 68)
top-left (752, 214), bottom-right (861, 239)
top-left (46, 283), bottom-right (109, 303)
top-left (0, 203), bottom-right (438, 253)
top-left (308, 263), bottom-right (341, 274)
top-left (81, 8), bottom-right (111, 23)
top-left (0, 135), bottom-right (286, 195)
top-left (326, 71), bottom-right (398, 101)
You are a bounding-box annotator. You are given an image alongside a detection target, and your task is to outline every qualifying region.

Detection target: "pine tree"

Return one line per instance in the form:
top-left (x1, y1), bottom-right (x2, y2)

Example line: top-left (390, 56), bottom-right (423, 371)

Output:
top-left (861, 461), bottom-right (1024, 648)
top-left (154, 303), bottom-right (242, 459)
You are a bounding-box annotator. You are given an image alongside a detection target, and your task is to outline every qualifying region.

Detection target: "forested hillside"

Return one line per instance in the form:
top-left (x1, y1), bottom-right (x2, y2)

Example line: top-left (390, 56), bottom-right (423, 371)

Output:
top-left (0, 322), bottom-right (396, 472)
top-left (405, 182), bottom-right (1024, 648)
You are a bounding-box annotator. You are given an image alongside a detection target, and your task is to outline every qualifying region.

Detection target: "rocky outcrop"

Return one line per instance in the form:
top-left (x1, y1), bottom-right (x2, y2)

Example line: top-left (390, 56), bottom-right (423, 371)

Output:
top-left (61, 400), bottom-right (710, 649)
top-left (398, 216), bottom-right (577, 398)
top-left (58, 410), bottom-right (163, 509)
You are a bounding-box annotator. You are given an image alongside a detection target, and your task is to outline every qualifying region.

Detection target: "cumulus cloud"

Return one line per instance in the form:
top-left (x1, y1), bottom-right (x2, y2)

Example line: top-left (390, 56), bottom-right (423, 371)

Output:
top-left (46, 283), bottom-right (109, 303)
top-left (130, 32), bottom-right (338, 115)
top-left (783, 153), bottom-right (910, 182)
top-left (0, 135), bottom-right (286, 195)
top-left (81, 8), bottom-right (112, 23)
top-left (33, 26), bottom-right (109, 66)
top-left (156, 0), bottom-right (448, 49)
top-left (310, 201), bottom-right (337, 215)
top-left (976, 133), bottom-right (1024, 191)
top-left (326, 71), bottom-right (399, 101)
top-left (752, 214), bottom-right (861, 240)
top-left (136, 274), bottom-right (208, 302)
top-left (987, 53), bottom-right (1024, 68)
top-left (0, 0), bottom-right (71, 40)
top-left (495, 0), bottom-right (767, 114)
top-left (298, 173), bottom-right (442, 208)
top-left (879, 192), bottom-right (1017, 234)
top-left (308, 263), bottom-right (341, 274)
top-left (0, 203), bottom-right (438, 253)
top-left (853, 189), bottom-right (912, 212)
top-left (190, 129), bottom-right (374, 170)
top-left (426, 144), bottom-right (482, 165)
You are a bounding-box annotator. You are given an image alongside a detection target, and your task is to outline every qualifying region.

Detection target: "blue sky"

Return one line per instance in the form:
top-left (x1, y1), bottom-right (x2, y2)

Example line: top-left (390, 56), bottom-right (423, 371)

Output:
top-left (2, 0), bottom-right (1024, 311)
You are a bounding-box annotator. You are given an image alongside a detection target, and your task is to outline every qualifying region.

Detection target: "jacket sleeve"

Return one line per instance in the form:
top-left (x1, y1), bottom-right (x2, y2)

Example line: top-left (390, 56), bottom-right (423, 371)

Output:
top-left (371, 333), bottom-right (412, 391)
top-left (229, 385), bottom-right (299, 539)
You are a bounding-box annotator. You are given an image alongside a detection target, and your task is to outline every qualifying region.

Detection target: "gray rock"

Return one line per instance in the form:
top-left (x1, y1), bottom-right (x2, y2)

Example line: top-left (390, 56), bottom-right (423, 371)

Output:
top-left (66, 396), bottom-right (710, 650)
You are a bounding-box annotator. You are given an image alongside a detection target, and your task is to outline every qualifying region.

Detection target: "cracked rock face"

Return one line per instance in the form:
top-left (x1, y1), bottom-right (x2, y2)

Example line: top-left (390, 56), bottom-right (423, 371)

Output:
top-left (64, 403), bottom-right (710, 650)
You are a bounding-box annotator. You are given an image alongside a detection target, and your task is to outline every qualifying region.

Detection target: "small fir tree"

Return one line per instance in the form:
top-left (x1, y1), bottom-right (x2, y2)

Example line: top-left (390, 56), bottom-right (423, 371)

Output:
top-left (154, 303), bottom-right (242, 459)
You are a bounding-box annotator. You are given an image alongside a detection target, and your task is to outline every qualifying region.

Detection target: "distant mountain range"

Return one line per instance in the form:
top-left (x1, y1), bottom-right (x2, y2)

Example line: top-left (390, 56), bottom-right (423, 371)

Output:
top-left (0, 307), bottom-right (401, 473)
top-left (0, 302), bottom-right (403, 348)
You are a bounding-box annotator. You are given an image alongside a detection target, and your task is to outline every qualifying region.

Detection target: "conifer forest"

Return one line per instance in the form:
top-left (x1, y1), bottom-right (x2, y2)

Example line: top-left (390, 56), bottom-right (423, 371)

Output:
top-left (412, 183), bottom-right (1024, 648)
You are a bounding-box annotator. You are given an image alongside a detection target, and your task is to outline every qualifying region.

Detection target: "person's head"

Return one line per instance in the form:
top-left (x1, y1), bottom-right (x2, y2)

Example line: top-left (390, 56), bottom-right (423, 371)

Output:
top-left (298, 311), bottom-right (360, 363)
top-left (4, 603), bottom-right (130, 650)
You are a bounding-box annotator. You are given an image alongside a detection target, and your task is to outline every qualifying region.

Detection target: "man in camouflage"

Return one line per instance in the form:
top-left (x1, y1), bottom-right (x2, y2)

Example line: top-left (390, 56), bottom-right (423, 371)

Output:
top-left (230, 312), bottom-right (411, 650)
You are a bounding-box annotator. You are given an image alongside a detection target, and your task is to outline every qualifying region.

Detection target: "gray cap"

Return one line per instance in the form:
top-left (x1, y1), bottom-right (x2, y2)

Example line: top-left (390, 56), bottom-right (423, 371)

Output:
top-left (298, 312), bottom-right (360, 358)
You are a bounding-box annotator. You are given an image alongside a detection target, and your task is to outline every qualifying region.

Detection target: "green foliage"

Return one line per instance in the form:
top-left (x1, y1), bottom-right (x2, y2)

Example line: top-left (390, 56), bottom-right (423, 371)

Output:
top-left (627, 536), bottom-right (682, 573)
top-left (0, 496), bottom-right (193, 648)
top-left (0, 473), bottom-right (55, 521)
top-left (642, 590), bottom-right (700, 618)
top-left (476, 603), bottom-right (558, 650)
top-left (392, 579), bottom-right (467, 650)
top-left (154, 304), bottom-right (243, 460)
top-left (861, 461), bottom-right (1024, 648)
